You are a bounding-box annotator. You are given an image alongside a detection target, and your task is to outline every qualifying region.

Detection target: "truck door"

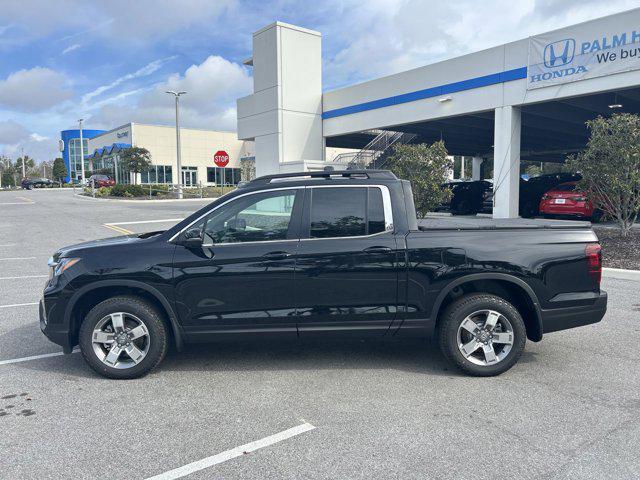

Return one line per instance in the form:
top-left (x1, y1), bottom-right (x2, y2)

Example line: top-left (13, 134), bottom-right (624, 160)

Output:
top-left (295, 185), bottom-right (399, 335)
top-left (172, 188), bottom-right (303, 338)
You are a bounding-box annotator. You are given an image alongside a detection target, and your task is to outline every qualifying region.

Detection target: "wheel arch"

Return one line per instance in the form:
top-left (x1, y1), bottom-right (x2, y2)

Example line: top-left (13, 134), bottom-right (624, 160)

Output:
top-left (431, 273), bottom-right (543, 342)
top-left (64, 280), bottom-right (184, 351)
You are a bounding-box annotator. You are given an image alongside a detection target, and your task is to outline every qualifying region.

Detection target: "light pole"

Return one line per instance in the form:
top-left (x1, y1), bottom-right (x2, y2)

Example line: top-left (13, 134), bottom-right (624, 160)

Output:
top-left (166, 91), bottom-right (186, 199)
top-left (78, 119), bottom-right (85, 184)
top-left (21, 147), bottom-right (25, 178)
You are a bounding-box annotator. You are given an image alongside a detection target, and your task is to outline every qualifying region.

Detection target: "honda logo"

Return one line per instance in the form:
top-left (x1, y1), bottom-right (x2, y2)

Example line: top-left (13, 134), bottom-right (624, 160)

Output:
top-left (543, 39), bottom-right (575, 68)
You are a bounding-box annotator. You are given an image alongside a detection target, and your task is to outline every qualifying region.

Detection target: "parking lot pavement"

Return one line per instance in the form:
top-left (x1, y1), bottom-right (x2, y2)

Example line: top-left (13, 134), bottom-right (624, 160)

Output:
top-left (1, 188), bottom-right (640, 479)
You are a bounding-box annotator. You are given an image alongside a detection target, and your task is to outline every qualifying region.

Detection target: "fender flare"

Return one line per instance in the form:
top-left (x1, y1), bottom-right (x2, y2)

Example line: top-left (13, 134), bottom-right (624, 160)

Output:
top-left (64, 279), bottom-right (184, 350)
top-left (429, 273), bottom-right (543, 341)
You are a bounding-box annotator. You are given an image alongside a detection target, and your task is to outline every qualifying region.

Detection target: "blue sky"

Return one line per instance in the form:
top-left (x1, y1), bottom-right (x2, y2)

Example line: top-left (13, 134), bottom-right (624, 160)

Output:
top-left (0, 0), bottom-right (637, 162)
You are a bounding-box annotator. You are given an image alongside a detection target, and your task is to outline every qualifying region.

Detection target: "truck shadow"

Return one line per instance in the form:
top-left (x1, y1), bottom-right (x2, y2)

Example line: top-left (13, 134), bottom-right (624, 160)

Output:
top-left (160, 338), bottom-right (455, 377)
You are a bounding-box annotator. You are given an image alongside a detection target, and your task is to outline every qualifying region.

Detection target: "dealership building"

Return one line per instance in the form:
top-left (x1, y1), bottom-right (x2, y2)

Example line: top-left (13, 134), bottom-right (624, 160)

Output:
top-left (60, 122), bottom-right (352, 186)
top-left (83, 123), bottom-right (254, 187)
top-left (237, 9), bottom-right (640, 217)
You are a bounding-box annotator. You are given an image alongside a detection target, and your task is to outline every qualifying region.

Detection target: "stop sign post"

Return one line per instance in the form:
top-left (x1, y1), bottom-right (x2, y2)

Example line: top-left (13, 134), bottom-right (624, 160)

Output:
top-left (214, 150), bottom-right (230, 193)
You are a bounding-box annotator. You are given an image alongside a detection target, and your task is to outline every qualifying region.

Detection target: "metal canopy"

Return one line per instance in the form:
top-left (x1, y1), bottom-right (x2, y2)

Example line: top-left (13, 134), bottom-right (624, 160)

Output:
top-left (325, 87), bottom-right (640, 163)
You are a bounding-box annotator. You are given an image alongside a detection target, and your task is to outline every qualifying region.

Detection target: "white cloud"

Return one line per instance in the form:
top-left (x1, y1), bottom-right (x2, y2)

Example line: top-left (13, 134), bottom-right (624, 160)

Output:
top-left (89, 55), bottom-right (252, 132)
top-left (0, 119), bottom-right (56, 162)
top-left (0, 67), bottom-right (73, 112)
top-left (30, 132), bottom-right (48, 142)
top-left (0, 119), bottom-right (30, 144)
top-left (82, 56), bottom-right (176, 104)
top-left (322, 0), bottom-right (639, 88)
top-left (62, 43), bottom-right (81, 55)
top-left (0, 0), bottom-right (235, 44)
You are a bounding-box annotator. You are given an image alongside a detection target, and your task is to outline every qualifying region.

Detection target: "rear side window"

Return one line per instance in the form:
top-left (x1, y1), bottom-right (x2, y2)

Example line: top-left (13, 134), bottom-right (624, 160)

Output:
top-left (309, 187), bottom-right (386, 239)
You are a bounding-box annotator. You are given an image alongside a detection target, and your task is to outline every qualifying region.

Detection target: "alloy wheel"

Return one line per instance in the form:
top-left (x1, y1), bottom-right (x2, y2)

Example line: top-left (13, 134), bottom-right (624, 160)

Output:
top-left (456, 309), bottom-right (514, 366)
top-left (91, 312), bottom-right (150, 369)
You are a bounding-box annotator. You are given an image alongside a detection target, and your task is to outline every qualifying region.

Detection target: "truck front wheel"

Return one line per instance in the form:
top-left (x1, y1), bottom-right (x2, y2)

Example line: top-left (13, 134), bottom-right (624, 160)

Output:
top-left (437, 294), bottom-right (526, 376)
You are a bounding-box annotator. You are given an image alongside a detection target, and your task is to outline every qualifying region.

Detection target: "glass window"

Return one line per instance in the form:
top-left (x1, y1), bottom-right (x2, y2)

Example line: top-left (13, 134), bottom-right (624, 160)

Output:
top-left (165, 166), bottom-right (172, 184)
top-left (368, 188), bottom-right (386, 234)
top-left (310, 187), bottom-right (367, 238)
top-left (207, 167), bottom-right (216, 183)
top-left (203, 190), bottom-right (297, 244)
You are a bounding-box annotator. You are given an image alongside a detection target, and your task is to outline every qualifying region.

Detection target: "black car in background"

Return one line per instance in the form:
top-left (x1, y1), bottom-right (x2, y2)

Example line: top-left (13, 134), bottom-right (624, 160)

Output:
top-left (21, 177), bottom-right (56, 189)
top-left (519, 173), bottom-right (581, 217)
top-left (441, 180), bottom-right (493, 215)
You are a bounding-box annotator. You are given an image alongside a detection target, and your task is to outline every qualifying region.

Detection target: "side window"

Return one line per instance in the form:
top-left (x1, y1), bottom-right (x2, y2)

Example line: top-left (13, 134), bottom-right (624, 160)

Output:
top-left (202, 190), bottom-right (297, 244)
top-left (309, 187), bottom-right (387, 239)
top-left (368, 187), bottom-right (386, 235)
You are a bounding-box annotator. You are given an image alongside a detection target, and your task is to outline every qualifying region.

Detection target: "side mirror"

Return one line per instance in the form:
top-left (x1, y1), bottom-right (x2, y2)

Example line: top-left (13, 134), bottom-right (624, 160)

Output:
top-left (181, 227), bottom-right (204, 248)
top-left (182, 236), bottom-right (203, 249)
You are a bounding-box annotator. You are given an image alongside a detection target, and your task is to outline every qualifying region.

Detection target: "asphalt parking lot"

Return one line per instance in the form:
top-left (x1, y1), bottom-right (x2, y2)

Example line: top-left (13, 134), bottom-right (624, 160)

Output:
top-left (1, 188), bottom-right (639, 479)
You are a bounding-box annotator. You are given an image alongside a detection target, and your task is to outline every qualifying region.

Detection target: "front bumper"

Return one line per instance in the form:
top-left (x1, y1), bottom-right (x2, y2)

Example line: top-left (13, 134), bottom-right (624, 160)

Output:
top-left (40, 298), bottom-right (74, 354)
top-left (541, 291), bottom-right (607, 334)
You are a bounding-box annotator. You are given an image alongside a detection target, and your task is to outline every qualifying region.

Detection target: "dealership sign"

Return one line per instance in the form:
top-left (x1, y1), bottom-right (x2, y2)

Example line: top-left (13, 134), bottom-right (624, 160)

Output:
top-left (214, 150), bottom-right (230, 167)
top-left (527, 9), bottom-right (640, 89)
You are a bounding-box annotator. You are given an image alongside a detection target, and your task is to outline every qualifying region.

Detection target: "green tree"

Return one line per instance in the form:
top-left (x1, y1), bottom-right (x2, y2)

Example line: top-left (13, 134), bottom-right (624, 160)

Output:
top-left (524, 163), bottom-right (542, 178)
top-left (568, 113), bottom-right (640, 236)
top-left (52, 158), bottom-right (68, 184)
top-left (0, 156), bottom-right (17, 186)
top-left (17, 154), bottom-right (35, 177)
top-left (120, 147), bottom-right (152, 185)
top-left (385, 141), bottom-right (453, 217)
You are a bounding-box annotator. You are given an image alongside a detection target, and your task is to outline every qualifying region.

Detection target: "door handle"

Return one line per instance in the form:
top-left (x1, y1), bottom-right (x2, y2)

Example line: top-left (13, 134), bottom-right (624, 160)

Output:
top-left (363, 246), bottom-right (392, 254)
top-left (262, 251), bottom-right (292, 260)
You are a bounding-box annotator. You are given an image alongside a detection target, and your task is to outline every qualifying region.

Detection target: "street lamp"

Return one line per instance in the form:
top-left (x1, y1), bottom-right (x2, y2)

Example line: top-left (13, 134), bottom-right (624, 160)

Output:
top-left (166, 91), bottom-right (186, 199)
top-left (78, 119), bottom-right (85, 184)
top-left (21, 147), bottom-right (25, 178)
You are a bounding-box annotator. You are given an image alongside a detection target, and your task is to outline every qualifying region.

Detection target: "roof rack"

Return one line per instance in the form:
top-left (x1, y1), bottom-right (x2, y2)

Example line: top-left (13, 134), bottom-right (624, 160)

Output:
top-left (245, 168), bottom-right (397, 187)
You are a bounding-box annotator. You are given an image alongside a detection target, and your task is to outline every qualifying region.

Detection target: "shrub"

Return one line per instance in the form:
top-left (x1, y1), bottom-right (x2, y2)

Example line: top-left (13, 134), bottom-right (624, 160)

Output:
top-left (385, 141), bottom-right (453, 217)
top-left (95, 187), bottom-right (112, 197)
top-left (568, 113), bottom-right (640, 236)
top-left (111, 184), bottom-right (146, 197)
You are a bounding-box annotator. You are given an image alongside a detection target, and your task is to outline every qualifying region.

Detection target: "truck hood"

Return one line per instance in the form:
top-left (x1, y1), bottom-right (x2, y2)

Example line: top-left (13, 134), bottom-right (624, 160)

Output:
top-left (54, 232), bottom-right (164, 259)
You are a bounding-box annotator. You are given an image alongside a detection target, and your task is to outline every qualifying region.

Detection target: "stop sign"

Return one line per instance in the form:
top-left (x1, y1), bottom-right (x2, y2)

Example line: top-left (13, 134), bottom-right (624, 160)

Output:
top-left (214, 150), bottom-right (230, 168)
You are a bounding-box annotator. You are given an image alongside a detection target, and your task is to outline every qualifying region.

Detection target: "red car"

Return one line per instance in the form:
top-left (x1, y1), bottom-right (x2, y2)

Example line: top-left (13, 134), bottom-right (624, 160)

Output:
top-left (88, 174), bottom-right (116, 188)
top-left (539, 181), bottom-right (601, 221)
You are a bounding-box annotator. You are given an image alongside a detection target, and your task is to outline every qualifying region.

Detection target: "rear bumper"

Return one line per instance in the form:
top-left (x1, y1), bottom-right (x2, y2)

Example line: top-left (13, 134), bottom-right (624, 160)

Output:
top-left (539, 202), bottom-right (593, 217)
top-left (541, 291), bottom-right (607, 334)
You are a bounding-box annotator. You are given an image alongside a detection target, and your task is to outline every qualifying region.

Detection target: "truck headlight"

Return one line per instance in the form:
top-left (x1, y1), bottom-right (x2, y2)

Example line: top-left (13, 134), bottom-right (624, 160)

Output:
top-left (49, 257), bottom-right (81, 278)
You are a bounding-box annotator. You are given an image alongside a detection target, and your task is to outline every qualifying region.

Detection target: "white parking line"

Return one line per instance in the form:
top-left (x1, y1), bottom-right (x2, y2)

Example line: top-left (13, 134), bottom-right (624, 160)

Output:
top-left (0, 275), bottom-right (47, 280)
top-left (0, 244), bottom-right (16, 247)
top-left (108, 218), bottom-right (183, 226)
top-left (0, 257), bottom-right (36, 261)
top-left (0, 302), bottom-right (38, 308)
top-left (0, 349), bottom-right (79, 366)
top-left (145, 422), bottom-right (316, 480)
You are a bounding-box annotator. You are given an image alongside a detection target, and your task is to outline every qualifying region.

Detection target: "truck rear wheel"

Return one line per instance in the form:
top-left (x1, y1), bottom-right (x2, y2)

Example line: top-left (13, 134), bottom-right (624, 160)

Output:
top-left (79, 296), bottom-right (168, 379)
top-left (437, 294), bottom-right (526, 376)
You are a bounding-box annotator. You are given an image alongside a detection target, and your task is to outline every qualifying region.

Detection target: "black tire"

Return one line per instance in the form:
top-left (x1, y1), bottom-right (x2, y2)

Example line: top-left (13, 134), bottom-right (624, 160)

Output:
top-left (590, 210), bottom-right (603, 223)
top-left (437, 294), bottom-right (526, 376)
top-left (79, 296), bottom-right (168, 379)
top-left (452, 200), bottom-right (470, 216)
top-left (520, 201), bottom-right (535, 218)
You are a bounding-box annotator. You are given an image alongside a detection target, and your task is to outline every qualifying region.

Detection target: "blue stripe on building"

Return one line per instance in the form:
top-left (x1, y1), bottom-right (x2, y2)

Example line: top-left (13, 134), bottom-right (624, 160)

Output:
top-left (322, 67), bottom-right (528, 119)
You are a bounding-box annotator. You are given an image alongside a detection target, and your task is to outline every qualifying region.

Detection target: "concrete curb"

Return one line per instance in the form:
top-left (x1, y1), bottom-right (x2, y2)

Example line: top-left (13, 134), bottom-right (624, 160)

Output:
top-left (602, 267), bottom-right (640, 281)
top-left (73, 194), bottom-right (215, 203)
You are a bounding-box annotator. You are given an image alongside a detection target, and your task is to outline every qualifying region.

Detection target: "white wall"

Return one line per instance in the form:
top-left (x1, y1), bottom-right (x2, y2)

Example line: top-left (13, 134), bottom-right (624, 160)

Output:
top-left (237, 22), bottom-right (324, 176)
top-left (89, 123), bottom-right (254, 185)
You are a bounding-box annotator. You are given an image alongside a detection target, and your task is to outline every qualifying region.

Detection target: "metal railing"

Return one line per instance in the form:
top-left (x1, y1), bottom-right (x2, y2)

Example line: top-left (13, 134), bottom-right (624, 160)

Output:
top-left (333, 130), bottom-right (416, 169)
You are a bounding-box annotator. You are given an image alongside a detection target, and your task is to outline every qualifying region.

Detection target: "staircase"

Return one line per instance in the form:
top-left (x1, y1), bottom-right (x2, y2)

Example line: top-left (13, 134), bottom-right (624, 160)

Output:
top-left (333, 130), bottom-right (416, 169)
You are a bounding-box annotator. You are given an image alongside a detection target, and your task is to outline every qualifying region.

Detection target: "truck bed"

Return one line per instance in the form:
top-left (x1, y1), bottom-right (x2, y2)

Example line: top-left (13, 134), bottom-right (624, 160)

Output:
top-left (418, 215), bottom-right (592, 230)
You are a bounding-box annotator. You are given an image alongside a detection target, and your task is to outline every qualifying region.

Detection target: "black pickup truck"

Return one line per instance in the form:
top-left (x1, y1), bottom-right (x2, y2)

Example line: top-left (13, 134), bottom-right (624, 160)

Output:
top-left (41, 170), bottom-right (607, 379)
